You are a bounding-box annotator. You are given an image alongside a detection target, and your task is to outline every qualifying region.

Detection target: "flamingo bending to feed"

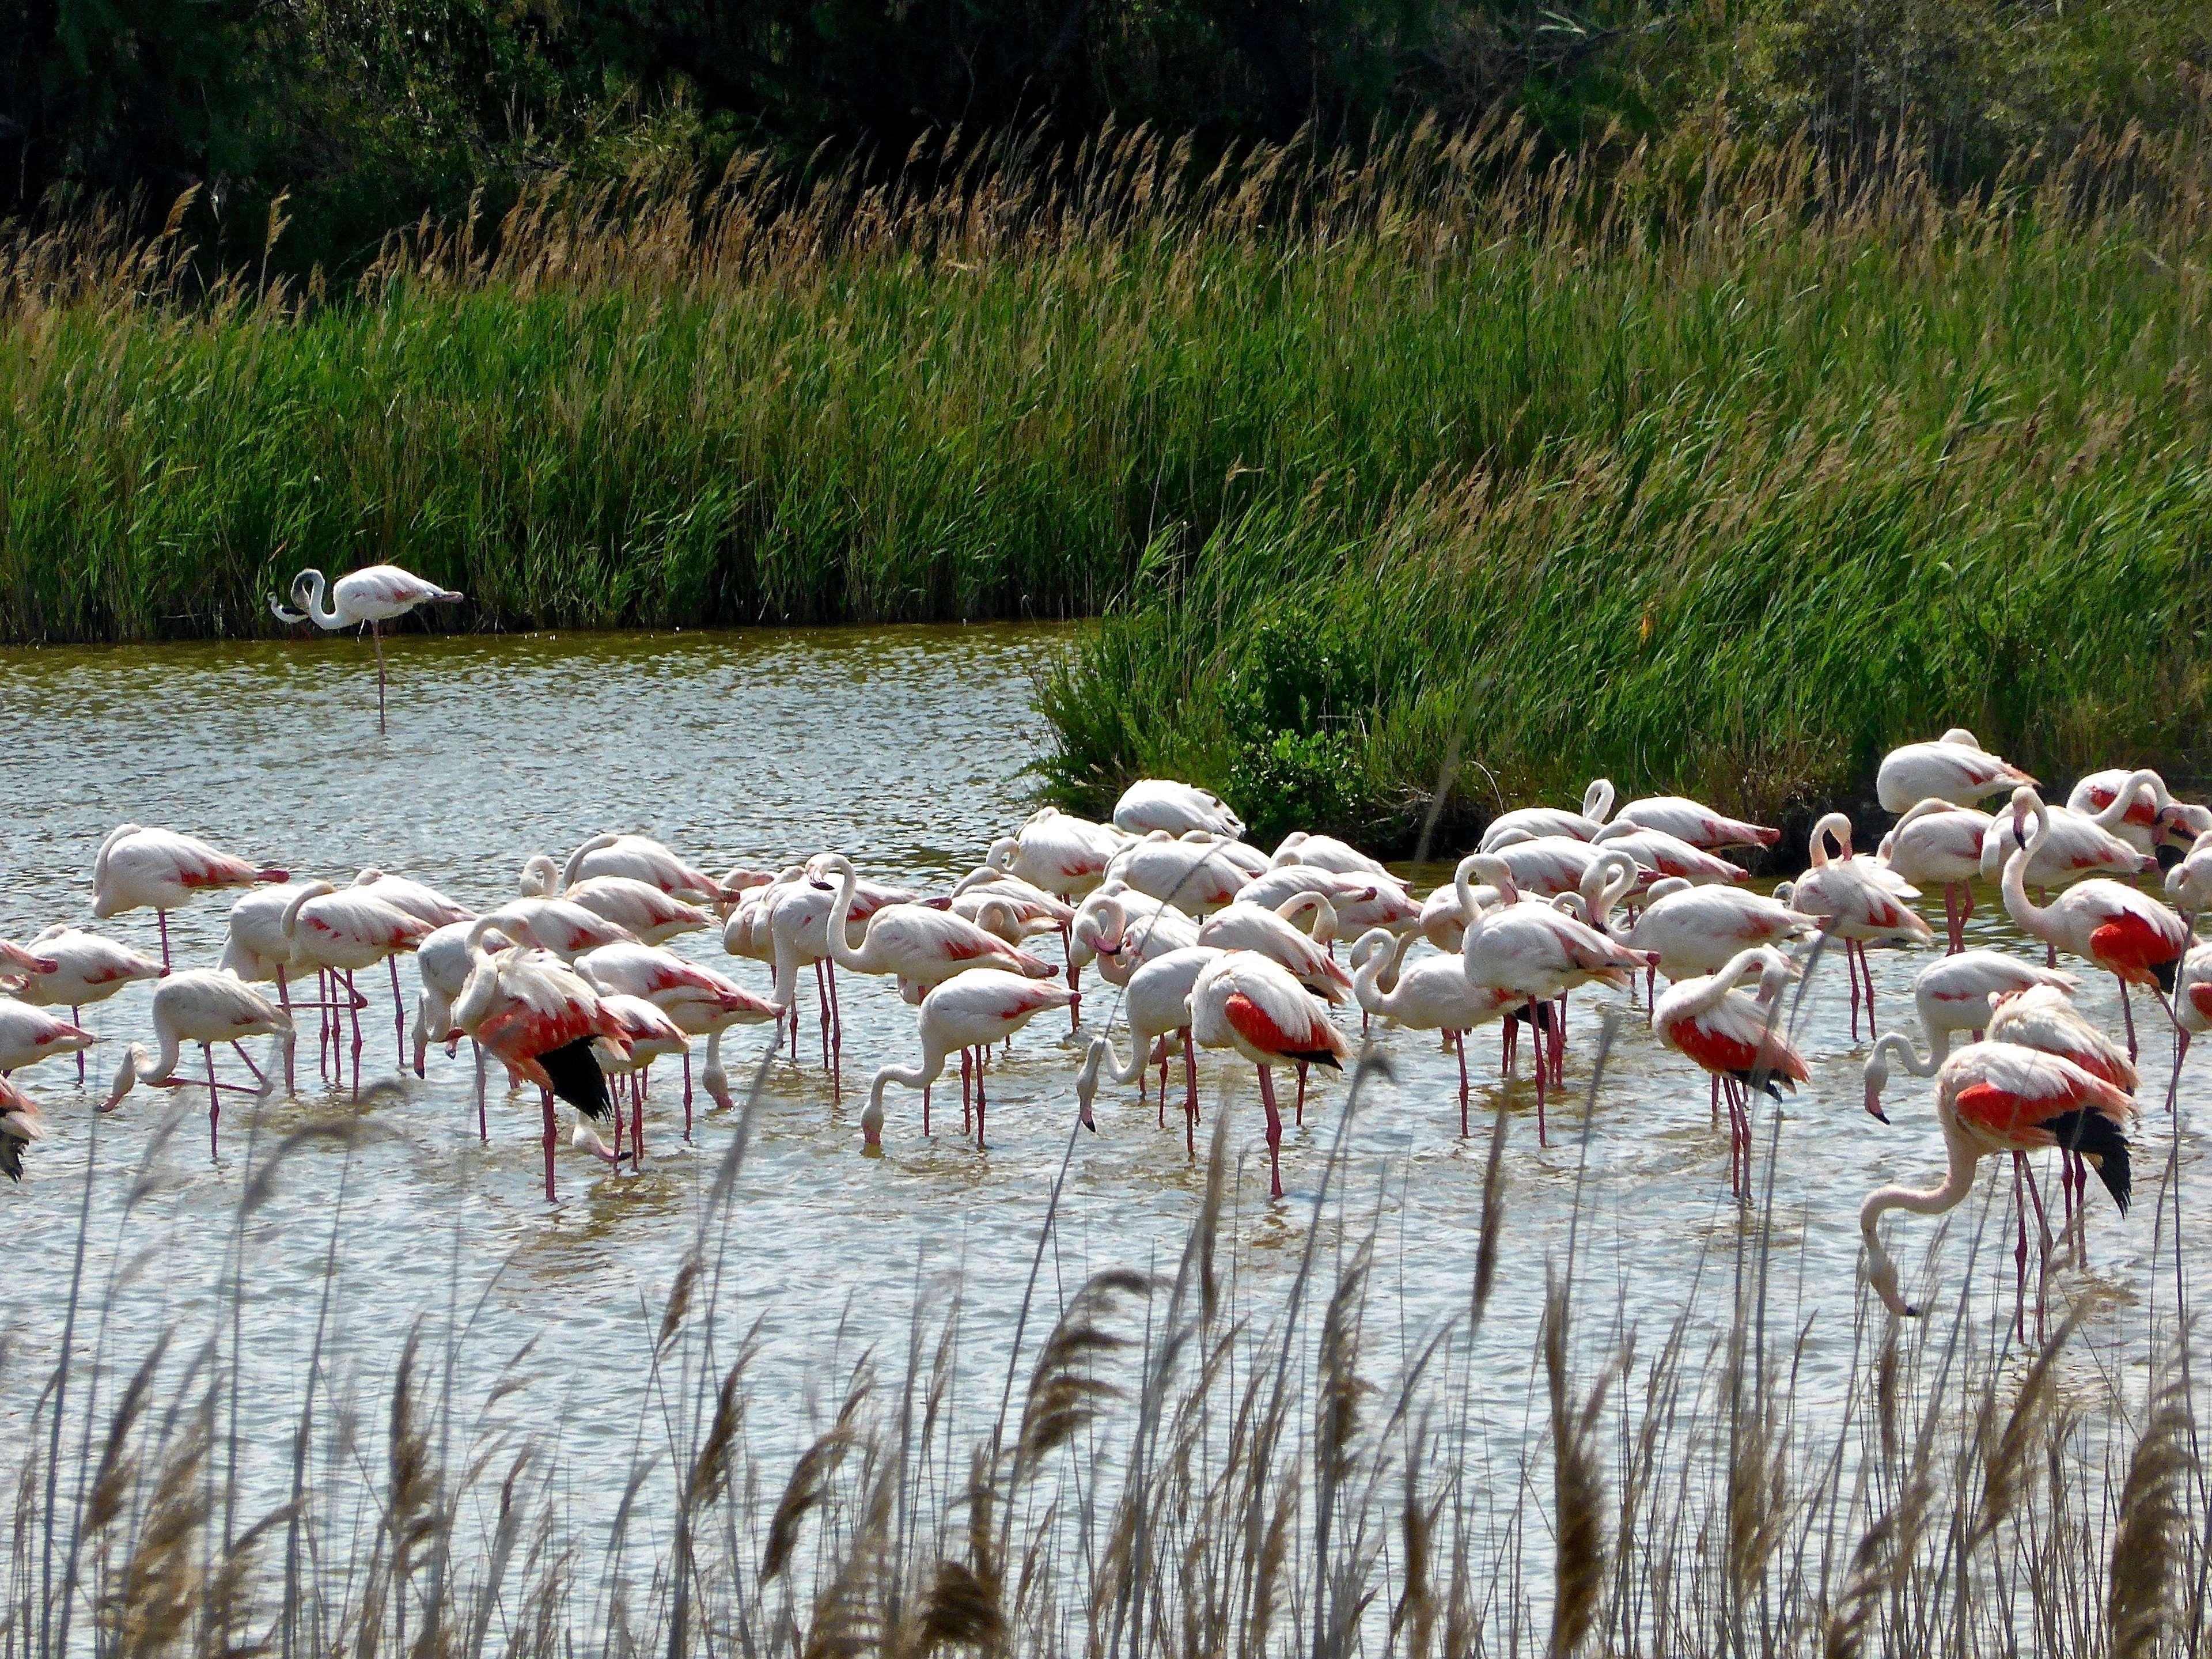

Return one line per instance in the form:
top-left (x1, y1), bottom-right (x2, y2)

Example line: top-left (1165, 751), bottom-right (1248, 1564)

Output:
top-left (810, 854), bottom-right (1056, 1001)
top-left (1860, 1044), bottom-right (2132, 1338)
top-left (862, 971), bottom-right (1079, 1149)
top-left (451, 918), bottom-right (629, 1200)
top-left (745, 870), bottom-right (914, 1074)
top-left (575, 942), bottom-right (778, 1132)
top-left (1874, 729), bottom-right (2035, 813)
top-left (1976, 771), bottom-right (2161, 896)
top-left (104, 971), bottom-right (295, 1159)
top-left (271, 563), bottom-right (463, 731)
top-left (1786, 813), bottom-right (1934, 1040)
top-left (579, 994), bottom-right (690, 1167)
top-left (1862, 950), bottom-right (2081, 1118)
top-left (1112, 779), bottom-right (1245, 839)
top-left (0, 999), bottom-right (99, 1074)
top-left (1270, 831), bottom-right (1391, 878)
top-left (1086, 945), bottom-right (1225, 1152)
top-left (1879, 800), bottom-right (1993, 953)
top-left (0, 1077), bottom-right (44, 1181)
top-left (2001, 787), bottom-right (2188, 1060)
top-left (1653, 947), bottom-right (1807, 1198)
top-left (563, 833), bottom-right (728, 907)
top-left (1482, 780), bottom-right (1616, 849)
top-left (1075, 894), bottom-right (1202, 986)
top-left (1612, 795), bottom-right (1781, 853)
top-left (94, 824), bottom-right (289, 968)
top-left (1351, 928), bottom-right (1520, 1137)
top-left (2068, 768), bottom-right (2211, 857)
top-left (1, 926), bottom-right (162, 1082)
top-left (281, 880), bottom-right (435, 1092)
top-left (480, 897), bottom-right (638, 961)
top-left (411, 918), bottom-right (510, 1137)
top-left (1190, 951), bottom-right (1347, 1198)
top-left (521, 856), bottom-right (711, 944)
top-left (1104, 832), bottom-right (1256, 916)
top-left (2162, 830), bottom-right (2212, 925)
top-left (1987, 983), bottom-right (2138, 1262)
top-left (1588, 823), bottom-right (1749, 889)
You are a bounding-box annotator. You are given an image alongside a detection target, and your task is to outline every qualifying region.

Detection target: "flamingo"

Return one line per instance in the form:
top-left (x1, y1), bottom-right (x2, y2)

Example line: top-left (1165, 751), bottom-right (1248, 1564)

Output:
top-left (1976, 770), bottom-right (2162, 894)
top-left (1235, 865), bottom-right (1422, 936)
top-left (1588, 823), bottom-right (1749, 889)
top-left (1350, 927), bottom-right (1520, 1136)
top-left (1874, 729), bottom-right (2035, 813)
top-left (987, 808), bottom-right (1124, 900)
top-left (411, 918), bottom-right (512, 1138)
top-left (0, 1077), bottom-right (44, 1181)
top-left (1787, 813), bottom-right (1933, 1040)
top-left (810, 854), bottom-right (1056, 1001)
top-left (1189, 951), bottom-right (1347, 1198)
top-left (349, 869), bottom-right (472, 930)
top-left (1075, 894), bottom-right (1202, 986)
top-left (743, 869), bottom-right (914, 1074)
top-left (1474, 832), bottom-right (1619, 900)
top-left (1653, 946), bottom-right (1807, 1197)
top-left (1863, 951), bottom-right (2082, 1118)
top-left (2001, 787), bottom-right (2188, 1059)
top-left (949, 886), bottom-right (1070, 945)
top-left (579, 994), bottom-right (690, 1168)
top-left (862, 971), bottom-right (1079, 1149)
top-left (1112, 779), bottom-right (1245, 839)
top-left (2067, 768), bottom-right (2211, 856)
top-left (1593, 877), bottom-right (1815, 989)
top-left (574, 942), bottom-right (778, 1134)
top-left (281, 880), bottom-right (435, 1092)
top-left (1104, 832), bottom-right (1256, 916)
top-left (562, 833), bottom-right (727, 907)
top-left (1987, 983), bottom-right (2139, 1261)
top-left (1270, 831), bottom-right (1391, 878)
top-left (1, 926), bottom-right (162, 1082)
top-left (1086, 945), bottom-right (1225, 1151)
top-left (93, 824), bottom-right (290, 968)
top-left (1612, 796), bottom-right (1780, 853)
top-left (480, 896), bottom-right (638, 961)
top-left (270, 563), bottom-right (464, 731)
top-left (2166, 944), bottom-right (2212, 1116)
top-left (103, 971), bottom-right (295, 1159)
top-left (1879, 800), bottom-right (1992, 952)
top-left (1859, 1044), bottom-right (2132, 1338)
top-left (2165, 829), bottom-right (2212, 925)
top-left (520, 855), bottom-right (710, 945)
top-left (0, 999), bottom-right (99, 1075)
top-left (1482, 780), bottom-right (1616, 849)
top-left (450, 917), bottom-right (629, 1199)
top-left (1197, 893), bottom-right (1352, 1120)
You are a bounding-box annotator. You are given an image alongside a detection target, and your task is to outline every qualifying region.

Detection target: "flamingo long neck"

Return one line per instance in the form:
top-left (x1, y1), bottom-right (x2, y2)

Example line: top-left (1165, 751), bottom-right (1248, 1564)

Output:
top-left (1859, 1116), bottom-right (1978, 1316)
top-left (2001, 798), bottom-right (2057, 941)
top-left (1096, 1028), bottom-right (1147, 1087)
top-left (864, 1032), bottom-right (951, 1134)
top-left (142, 1028), bottom-right (183, 1086)
top-left (1809, 812), bottom-right (1851, 869)
top-left (1869, 1030), bottom-right (1942, 1101)
top-left (281, 880), bottom-right (335, 944)
top-left (2090, 769), bottom-right (2168, 831)
top-left (522, 856), bottom-right (562, 897)
top-left (562, 834), bottom-right (618, 891)
top-left (822, 861), bottom-right (882, 976)
top-left (1453, 862), bottom-right (1491, 972)
top-left (1582, 779), bottom-right (1616, 825)
top-left (1277, 891), bottom-right (1334, 942)
top-left (1685, 951), bottom-right (1767, 1020)
top-left (1582, 850), bottom-right (1636, 935)
top-left (300, 571), bottom-right (344, 630)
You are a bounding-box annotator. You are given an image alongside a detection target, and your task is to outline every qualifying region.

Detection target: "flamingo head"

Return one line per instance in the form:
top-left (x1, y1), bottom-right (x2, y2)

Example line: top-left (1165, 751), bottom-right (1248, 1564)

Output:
top-left (1861, 1074), bottom-right (1889, 1124)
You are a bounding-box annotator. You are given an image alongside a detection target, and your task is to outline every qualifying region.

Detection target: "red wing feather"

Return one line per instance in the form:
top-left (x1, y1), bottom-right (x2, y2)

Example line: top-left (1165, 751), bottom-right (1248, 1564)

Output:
top-left (1223, 990), bottom-right (1331, 1060)
top-left (2089, 914), bottom-right (2182, 980)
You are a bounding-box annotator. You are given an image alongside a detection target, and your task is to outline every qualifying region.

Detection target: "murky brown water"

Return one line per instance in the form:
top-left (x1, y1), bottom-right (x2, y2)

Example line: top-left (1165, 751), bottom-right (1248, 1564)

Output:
top-left (2, 625), bottom-right (2203, 1584)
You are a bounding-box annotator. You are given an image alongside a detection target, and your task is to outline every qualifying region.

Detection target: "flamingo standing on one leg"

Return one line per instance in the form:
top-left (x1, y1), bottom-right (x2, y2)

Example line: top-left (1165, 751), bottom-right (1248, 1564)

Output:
top-left (93, 824), bottom-right (290, 969)
top-left (1653, 946), bottom-right (1808, 1199)
top-left (2000, 787), bottom-right (2188, 1061)
top-left (1350, 928), bottom-right (1519, 1137)
top-left (1880, 799), bottom-right (1993, 953)
top-left (0, 1077), bottom-right (45, 1180)
top-left (271, 563), bottom-right (464, 733)
top-left (1, 926), bottom-right (162, 1082)
top-left (1788, 813), bottom-right (1934, 1041)
top-left (862, 971), bottom-right (1080, 1149)
top-left (103, 971), bottom-right (296, 1159)
top-left (1189, 951), bottom-right (1348, 1198)
top-left (1859, 1043), bottom-right (2133, 1340)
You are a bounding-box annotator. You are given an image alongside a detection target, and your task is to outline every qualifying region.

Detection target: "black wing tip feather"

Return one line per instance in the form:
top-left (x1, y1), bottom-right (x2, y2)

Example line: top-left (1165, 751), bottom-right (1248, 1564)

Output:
top-left (1290, 1049), bottom-right (1344, 1070)
top-left (0, 1135), bottom-right (26, 1183)
top-left (2045, 1108), bottom-right (2132, 1214)
top-left (538, 1036), bottom-right (616, 1122)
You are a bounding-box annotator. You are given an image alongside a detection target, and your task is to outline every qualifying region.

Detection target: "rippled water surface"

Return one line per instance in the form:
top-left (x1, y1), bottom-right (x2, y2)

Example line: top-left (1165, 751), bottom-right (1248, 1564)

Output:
top-left (2, 625), bottom-right (2205, 1611)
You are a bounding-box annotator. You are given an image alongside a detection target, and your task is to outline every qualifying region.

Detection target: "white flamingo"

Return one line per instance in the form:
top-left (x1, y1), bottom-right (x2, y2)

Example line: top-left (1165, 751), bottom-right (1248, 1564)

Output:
top-left (271, 563), bottom-right (464, 730)
top-left (93, 824), bottom-right (289, 968)
top-left (1350, 927), bottom-right (1519, 1135)
top-left (1087, 945), bottom-right (1225, 1152)
top-left (1112, 779), bottom-right (1244, 839)
top-left (1189, 950), bottom-right (1347, 1199)
top-left (104, 971), bottom-right (294, 1160)
top-left (862, 971), bottom-right (1080, 1149)
top-left (1879, 799), bottom-right (1993, 952)
top-left (1874, 729), bottom-right (2035, 813)
top-left (0, 926), bottom-right (162, 1082)
top-left (1786, 812), bottom-right (1933, 1040)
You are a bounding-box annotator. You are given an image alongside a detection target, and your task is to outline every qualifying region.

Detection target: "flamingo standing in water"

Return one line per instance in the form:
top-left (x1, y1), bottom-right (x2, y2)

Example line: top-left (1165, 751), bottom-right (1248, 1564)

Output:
top-left (1189, 951), bottom-right (1347, 1199)
top-left (411, 918), bottom-right (512, 1138)
top-left (480, 896), bottom-right (638, 960)
top-left (562, 832), bottom-right (728, 907)
top-left (1, 927), bottom-right (162, 1081)
top-left (349, 869), bottom-right (472, 930)
top-left (1103, 833), bottom-right (1257, 916)
top-left (1270, 831), bottom-right (1392, 878)
top-left (1197, 893), bottom-right (1350, 1121)
top-left (1112, 779), bottom-right (1244, 839)
top-left (579, 993), bottom-right (690, 1166)
top-left (2068, 768), bottom-right (2211, 857)
top-left (2165, 830), bottom-right (2212, 925)
top-left (1235, 865), bottom-right (1422, 937)
top-left (1862, 950), bottom-right (2081, 1119)
top-left (271, 563), bottom-right (464, 732)
top-left (1588, 823), bottom-right (1749, 889)
top-left (1087, 945), bottom-right (1225, 1152)
top-left (1076, 893), bottom-right (1202, 987)
top-left (574, 941), bottom-right (778, 1134)
top-left (1860, 1043), bottom-right (2132, 1339)
top-left (280, 880), bottom-right (435, 1093)
top-left (862, 971), bottom-right (1079, 1149)
top-left (1787, 813), bottom-right (1933, 1040)
top-left (1350, 928), bottom-right (1520, 1136)
top-left (2000, 787), bottom-right (2188, 1060)
top-left (1986, 983), bottom-right (2138, 1262)
top-left (1976, 772), bottom-right (2162, 907)
top-left (2167, 944), bottom-right (2212, 1115)
top-left (810, 854), bottom-right (1057, 1001)
top-left (0, 1077), bottom-right (44, 1181)
top-left (1588, 877), bottom-right (1814, 999)
top-left (0, 999), bottom-right (99, 1075)
top-left (1874, 729), bottom-right (2035, 813)
top-left (1482, 780), bottom-right (1618, 849)
top-left (1880, 800), bottom-right (1993, 953)
top-left (1611, 795), bottom-right (1780, 853)
top-left (744, 869), bottom-right (914, 1078)
top-left (520, 857), bottom-right (711, 945)
top-left (93, 824), bottom-right (289, 968)
top-left (103, 971), bottom-right (295, 1159)
top-left (450, 917), bottom-right (629, 1200)
top-left (1653, 946), bottom-right (1808, 1198)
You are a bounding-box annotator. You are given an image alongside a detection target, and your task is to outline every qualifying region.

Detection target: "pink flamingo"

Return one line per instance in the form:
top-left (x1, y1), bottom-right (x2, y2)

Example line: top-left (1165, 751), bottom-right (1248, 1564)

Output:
top-left (271, 563), bottom-right (463, 732)
top-left (562, 832), bottom-right (727, 906)
top-left (741, 868), bottom-right (914, 1074)
top-left (0, 999), bottom-right (98, 1075)
top-left (2068, 767), bottom-right (2210, 856)
top-left (1862, 950), bottom-right (2081, 1115)
top-left (2167, 944), bottom-right (2212, 1115)
top-left (1879, 800), bottom-right (1991, 953)
top-left (1861, 1043), bottom-right (2132, 1339)
top-left (1350, 927), bottom-right (1520, 1136)
top-left (349, 869), bottom-right (472, 930)
top-left (862, 970), bottom-right (1080, 1149)
top-left (1087, 945), bottom-right (1225, 1151)
top-left (1875, 729), bottom-right (2035, 813)
top-left (1112, 779), bottom-right (1244, 839)
top-left (2165, 829), bottom-right (2212, 925)
top-left (480, 896), bottom-right (638, 960)
top-left (1235, 865), bottom-right (1421, 937)
top-left (1198, 893), bottom-right (1351, 1121)
top-left (575, 993), bottom-right (690, 1168)
top-left (1, 926), bottom-right (162, 1082)
top-left (1987, 983), bottom-right (2138, 1260)
top-left (281, 880), bottom-right (435, 1093)
top-left (1270, 831), bottom-right (1392, 878)
top-left (574, 941), bottom-right (778, 1134)
top-left (2001, 787), bottom-right (2188, 1060)
top-left (1588, 823), bottom-right (1749, 889)
top-left (1076, 893), bottom-right (1202, 986)
top-left (1589, 877), bottom-right (1813, 998)
top-left (521, 856), bottom-right (711, 944)
top-left (103, 971), bottom-right (295, 1159)
top-left (1482, 780), bottom-right (1617, 848)
top-left (93, 824), bottom-right (289, 968)
top-left (1654, 946), bottom-right (1808, 1197)
top-left (1612, 795), bottom-right (1780, 853)
top-left (812, 854), bottom-right (1056, 1000)
top-left (1786, 813), bottom-right (1933, 1040)
top-left (1976, 771), bottom-right (2162, 901)
top-left (0, 1077), bottom-right (44, 1181)
top-left (1103, 832), bottom-right (1257, 916)
top-left (1190, 950), bottom-right (1347, 1198)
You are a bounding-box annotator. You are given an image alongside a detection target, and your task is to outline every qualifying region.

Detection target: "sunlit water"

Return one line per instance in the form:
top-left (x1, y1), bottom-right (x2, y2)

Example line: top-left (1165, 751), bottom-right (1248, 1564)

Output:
top-left (2, 626), bottom-right (2205, 1613)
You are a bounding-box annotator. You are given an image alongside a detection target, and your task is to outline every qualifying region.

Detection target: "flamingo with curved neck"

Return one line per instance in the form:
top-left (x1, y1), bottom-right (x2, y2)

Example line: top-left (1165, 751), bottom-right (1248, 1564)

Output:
top-left (104, 970), bottom-right (294, 1161)
top-left (1351, 926), bottom-right (1518, 1135)
top-left (811, 853), bottom-right (1055, 998)
top-left (270, 563), bottom-right (463, 732)
top-left (1653, 946), bottom-right (1805, 1198)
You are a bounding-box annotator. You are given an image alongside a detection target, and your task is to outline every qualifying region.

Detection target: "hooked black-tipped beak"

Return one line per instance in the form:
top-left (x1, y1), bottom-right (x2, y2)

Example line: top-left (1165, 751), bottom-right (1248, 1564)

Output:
top-left (1865, 1095), bottom-right (1890, 1126)
top-left (810, 878), bottom-right (835, 892)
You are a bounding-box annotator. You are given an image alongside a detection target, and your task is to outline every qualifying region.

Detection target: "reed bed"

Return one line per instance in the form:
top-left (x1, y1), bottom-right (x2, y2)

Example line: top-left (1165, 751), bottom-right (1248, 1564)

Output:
top-left (5, 1000), bottom-right (2207, 1658)
top-left (4, 118), bottom-right (2210, 835)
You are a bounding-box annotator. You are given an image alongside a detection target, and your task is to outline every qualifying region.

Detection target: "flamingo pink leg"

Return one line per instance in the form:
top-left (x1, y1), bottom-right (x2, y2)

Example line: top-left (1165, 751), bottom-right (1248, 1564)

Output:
top-left (1456, 1031), bottom-right (1471, 1138)
top-left (974, 1050), bottom-right (990, 1150)
top-left (540, 1088), bottom-right (557, 1202)
top-left (474, 1041), bottom-right (488, 1143)
top-left (1295, 1060), bottom-right (1308, 1127)
top-left (1065, 924), bottom-right (1081, 1032)
top-left (346, 971), bottom-right (364, 1100)
top-left (1529, 1005), bottom-right (1548, 1147)
top-left (371, 619), bottom-right (388, 733)
top-left (204, 1043), bottom-right (220, 1160)
top-left (388, 956), bottom-right (407, 1064)
top-left (632, 1085), bottom-right (644, 1167)
top-left (157, 910), bottom-right (172, 972)
top-left (74, 1005), bottom-right (86, 1085)
top-left (2118, 978), bottom-right (2139, 1062)
top-left (276, 968), bottom-right (298, 1093)
top-left (1182, 1028), bottom-right (1200, 1157)
top-left (1257, 1063), bottom-right (1285, 1199)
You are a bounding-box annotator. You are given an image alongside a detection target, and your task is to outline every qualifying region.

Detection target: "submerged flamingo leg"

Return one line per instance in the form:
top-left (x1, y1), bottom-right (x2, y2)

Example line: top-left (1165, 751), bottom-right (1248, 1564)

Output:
top-left (474, 1041), bottom-right (488, 1143)
top-left (541, 1088), bottom-right (556, 1202)
top-left (1065, 924), bottom-right (1081, 1032)
top-left (276, 968), bottom-right (298, 1093)
top-left (2118, 979), bottom-right (2139, 1062)
top-left (1183, 1028), bottom-right (1199, 1157)
top-left (2021, 1157), bottom-right (2055, 1339)
top-left (1295, 1061), bottom-right (1307, 1127)
top-left (371, 619), bottom-right (388, 733)
top-left (74, 1006), bottom-right (85, 1085)
top-left (961, 1047), bottom-right (973, 1136)
top-left (347, 970), bottom-right (364, 1100)
top-left (1456, 1031), bottom-right (1471, 1138)
top-left (974, 1052), bottom-right (988, 1150)
top-left (388, 955), bottom-right (406, 1064)
top-left (2011, 1154), bottom-right (2031, 1345)
top-left (157, 910), bottom-right (172, 972)
top-left (1257, 1065), bottom-right (1285, 1199)
top-left (204, 1043), bottom-right (221, 1160)
top-left (1531, 1009), bottom-right (1548, 1148)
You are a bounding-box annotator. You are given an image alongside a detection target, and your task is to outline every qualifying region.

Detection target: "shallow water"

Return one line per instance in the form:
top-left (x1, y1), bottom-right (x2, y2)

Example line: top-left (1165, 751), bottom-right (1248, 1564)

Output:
top-left (2, 625), bottom-right (2205, 1612)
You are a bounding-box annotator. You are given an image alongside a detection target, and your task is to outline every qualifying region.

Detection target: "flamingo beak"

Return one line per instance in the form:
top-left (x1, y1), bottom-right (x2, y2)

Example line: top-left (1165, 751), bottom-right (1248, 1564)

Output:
top-left (1863, 1084), bottom-right (1889, 1126)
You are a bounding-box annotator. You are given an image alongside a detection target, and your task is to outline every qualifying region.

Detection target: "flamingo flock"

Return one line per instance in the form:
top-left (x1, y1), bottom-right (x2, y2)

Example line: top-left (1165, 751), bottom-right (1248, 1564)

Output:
top-left (2, 726), bottom-right (2207, 1343)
